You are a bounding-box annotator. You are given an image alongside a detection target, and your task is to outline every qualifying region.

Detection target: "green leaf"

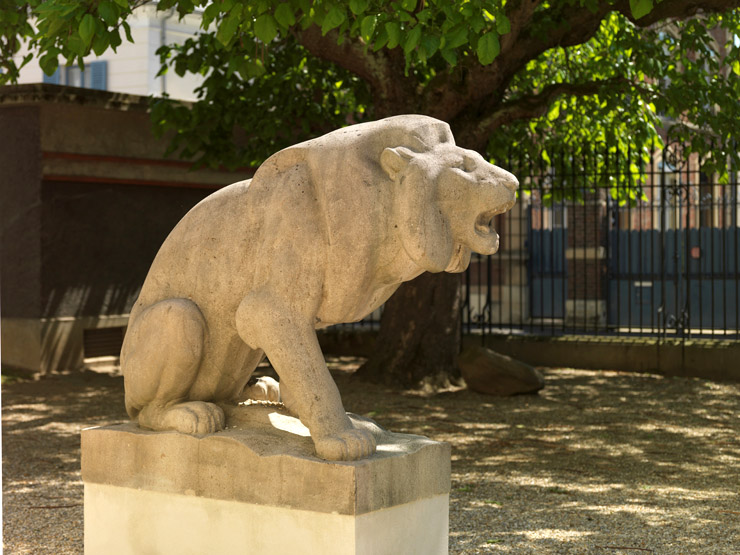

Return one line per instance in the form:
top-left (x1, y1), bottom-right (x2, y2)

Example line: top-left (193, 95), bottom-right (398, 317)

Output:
top-left (629, 0), bottom-right (653, 19)
top-left (67, 34), bottom-right (87, 57)
top-left (98, 1), bottom-right (119, 26)
top-left (496, 15), bottom-right (510, 35)
top-left (255, 13), bottom-right (279, 43)
top-left (469, 15), bottom-right (485, 34)
top-left (385, 22), bottom-right (401, 49)
top-left (237, 58), bottom-right (266, 80)
top-left (403, 25), bottom-right (422, 55)
top-left (477, 31), bottom-right (500, 65)
top-left (39, 54), bottom-right (59, 76)
top-left (349, 0), bottom-right (369, 15)
top-left (360, 15), bottom-right (377, 40)
top-left (122, 20), bottom-right (133, 42)
top-left (92, 34), bottom-right (110, 56)
top-left (547, 102), bottom-right (560, 121)
top-left (373, 26), bottom-right (388, 51)
top-left (321, 6), bottom-right (346, 35)
top-left (444, 25), bottom-right (468, 49)
top-left (420, 35), bottom-right (440, 58)
top-left (440, 48), bottom-right (457, 66)
top-left (112, 0), bottom-right (129, 8)
top-left (202, 3), bottom-right (220, 27)
top-left (274, 3), bottom-right (296, 28)
top-left (218, 6), bottom-right (245, 46)
top-left (79, 14), bottom-right (96, 47)
top-left (109, 28), bottom-right (122, 49)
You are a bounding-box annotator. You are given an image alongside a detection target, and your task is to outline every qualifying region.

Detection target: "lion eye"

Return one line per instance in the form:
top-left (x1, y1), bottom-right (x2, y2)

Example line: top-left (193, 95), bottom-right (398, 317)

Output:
top-left (461, 157), bottom-right (476, 173)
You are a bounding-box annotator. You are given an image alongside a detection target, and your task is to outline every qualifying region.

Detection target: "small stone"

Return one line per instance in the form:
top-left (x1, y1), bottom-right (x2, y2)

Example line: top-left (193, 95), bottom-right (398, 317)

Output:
top-left (459, 345), bottom-right (544, 396)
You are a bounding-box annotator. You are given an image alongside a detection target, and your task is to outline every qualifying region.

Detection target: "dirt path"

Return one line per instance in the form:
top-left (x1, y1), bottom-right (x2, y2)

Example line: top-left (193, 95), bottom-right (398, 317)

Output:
top-left (3, 359), bottom-right (739, 554)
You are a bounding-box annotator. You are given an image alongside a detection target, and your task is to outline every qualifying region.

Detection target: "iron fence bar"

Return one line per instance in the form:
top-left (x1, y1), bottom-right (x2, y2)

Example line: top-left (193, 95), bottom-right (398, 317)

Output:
top-left (685, 149), bottom-right (691, 339)
top-left (722, 147), bottom-right (728, 334)
top-left (734, 141), bottom-right (738, 336)
top-left (616, 140), bottom-right (624, 334)
top-left (627, 142), bottom-right (633, 334)
top-left (649, 141), bottom-right (656, 334)
top-left (539, 157), bottom-right (545, 335)
top-left (519, 150), bottom-right (526, 335)
top-left (604, 140), bottom-right (612, 333)
top-left (699, 154), bottom-right (704, 332)
top-left (578, 148), bottom-right (584, 333)
top-left (660, 145), bottom-right (667, 341)
top-left (675, 146), bottom-right (682, 339)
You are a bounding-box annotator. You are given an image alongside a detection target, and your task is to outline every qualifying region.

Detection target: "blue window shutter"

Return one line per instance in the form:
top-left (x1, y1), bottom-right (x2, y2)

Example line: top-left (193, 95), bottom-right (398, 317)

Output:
top-left (90, 61), bottom-right (108, 90)
top-left (43, 68), bottom-right (60, 85)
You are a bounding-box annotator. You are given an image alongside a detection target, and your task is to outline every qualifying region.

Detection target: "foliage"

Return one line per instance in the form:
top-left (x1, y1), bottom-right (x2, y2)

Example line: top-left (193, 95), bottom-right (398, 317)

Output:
top-left (3, 0), bottom-right (740, 203)
top-left (151, 35), bottom-right (371, 168)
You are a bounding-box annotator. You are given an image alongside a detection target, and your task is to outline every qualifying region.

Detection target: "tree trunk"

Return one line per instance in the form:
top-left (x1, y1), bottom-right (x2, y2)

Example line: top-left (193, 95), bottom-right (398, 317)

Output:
top-left (354, 271), bottom-right (463, 390)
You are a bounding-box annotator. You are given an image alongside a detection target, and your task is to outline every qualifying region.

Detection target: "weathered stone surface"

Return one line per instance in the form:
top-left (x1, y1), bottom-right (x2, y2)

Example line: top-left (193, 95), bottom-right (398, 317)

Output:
top-left (81, 407), bottom-right (450, 515)
top-left (459, 345), bottom-right (544, 396)
top-left (120, 115), bottom-right (518, 460)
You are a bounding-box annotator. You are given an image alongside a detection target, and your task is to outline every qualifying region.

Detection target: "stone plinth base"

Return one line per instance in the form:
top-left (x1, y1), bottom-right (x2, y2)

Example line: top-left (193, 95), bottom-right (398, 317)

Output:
top-left (82, 405), bottom-right (450, 555)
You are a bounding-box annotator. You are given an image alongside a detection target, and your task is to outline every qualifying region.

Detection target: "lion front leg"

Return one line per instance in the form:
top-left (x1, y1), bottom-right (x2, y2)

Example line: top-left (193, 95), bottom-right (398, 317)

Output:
top-left (235, 290), bottom-right (376, 461)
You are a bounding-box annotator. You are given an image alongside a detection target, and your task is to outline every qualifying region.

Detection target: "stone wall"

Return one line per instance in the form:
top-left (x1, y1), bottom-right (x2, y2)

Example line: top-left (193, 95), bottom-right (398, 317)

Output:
top-left (1, 84), bottom-right (253, 374)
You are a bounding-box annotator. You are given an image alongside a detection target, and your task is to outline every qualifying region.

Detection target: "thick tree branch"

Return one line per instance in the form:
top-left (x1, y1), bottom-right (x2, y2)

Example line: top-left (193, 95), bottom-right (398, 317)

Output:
top-left (454, 77), bottom-right (628, 150)
top-left (297, 25), bottom-right (416, 116)
top-left (422, 1), bottom-right (612, 122)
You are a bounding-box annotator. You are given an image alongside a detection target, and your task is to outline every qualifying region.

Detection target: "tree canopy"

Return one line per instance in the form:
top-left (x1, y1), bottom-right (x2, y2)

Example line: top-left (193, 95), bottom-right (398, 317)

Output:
top-left (3, 0), bottom-right (740, 387)
top-left (3, 1), bottom-right (739, 196)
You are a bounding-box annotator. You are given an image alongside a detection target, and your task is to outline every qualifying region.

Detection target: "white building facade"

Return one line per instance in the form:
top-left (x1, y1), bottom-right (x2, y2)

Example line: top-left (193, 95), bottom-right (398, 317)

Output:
top-left (14, 3), bottom-right (204, 101)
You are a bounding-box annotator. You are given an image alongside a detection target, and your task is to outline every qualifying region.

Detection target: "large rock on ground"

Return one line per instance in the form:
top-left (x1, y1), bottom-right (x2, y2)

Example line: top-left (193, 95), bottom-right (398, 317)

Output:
top-left (459, 345), bottom-right (544, 396)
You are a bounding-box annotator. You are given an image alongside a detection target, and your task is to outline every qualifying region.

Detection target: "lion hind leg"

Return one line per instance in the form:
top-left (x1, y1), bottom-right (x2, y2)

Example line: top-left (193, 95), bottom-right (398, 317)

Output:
top-left (122, 298), bottom-right (224, 434)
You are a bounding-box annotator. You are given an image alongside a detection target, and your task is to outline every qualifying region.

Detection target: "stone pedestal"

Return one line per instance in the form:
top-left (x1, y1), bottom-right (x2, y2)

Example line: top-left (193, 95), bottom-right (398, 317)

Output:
top-left (81, 405), bottom-right (450, 555)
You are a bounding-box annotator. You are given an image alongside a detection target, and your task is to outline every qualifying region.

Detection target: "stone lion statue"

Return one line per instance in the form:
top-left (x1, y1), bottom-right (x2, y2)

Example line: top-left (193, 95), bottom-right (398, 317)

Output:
top-left (121, 115), bottom-right (517, 460)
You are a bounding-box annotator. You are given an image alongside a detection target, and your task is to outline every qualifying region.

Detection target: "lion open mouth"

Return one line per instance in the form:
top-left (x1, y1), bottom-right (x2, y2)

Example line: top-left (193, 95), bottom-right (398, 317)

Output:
top-left (474, 197), bottom-right (516, 238)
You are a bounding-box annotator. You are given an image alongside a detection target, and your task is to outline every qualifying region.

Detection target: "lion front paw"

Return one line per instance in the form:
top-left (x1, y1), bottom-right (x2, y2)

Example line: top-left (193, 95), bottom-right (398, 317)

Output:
top-left (314, 428), bottom-right (377, 461)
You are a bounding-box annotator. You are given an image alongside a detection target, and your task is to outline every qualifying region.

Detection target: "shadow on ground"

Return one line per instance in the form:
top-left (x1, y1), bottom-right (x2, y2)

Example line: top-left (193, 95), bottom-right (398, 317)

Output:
top-left (3, 360), bottom-right (739, 554)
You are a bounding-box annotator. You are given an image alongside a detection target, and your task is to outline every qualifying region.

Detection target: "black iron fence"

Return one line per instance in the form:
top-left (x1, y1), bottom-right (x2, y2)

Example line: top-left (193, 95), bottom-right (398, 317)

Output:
top-left (462, 141), bottom-right (740, 340)
top-left (340, 141), bottom-right (739, 341)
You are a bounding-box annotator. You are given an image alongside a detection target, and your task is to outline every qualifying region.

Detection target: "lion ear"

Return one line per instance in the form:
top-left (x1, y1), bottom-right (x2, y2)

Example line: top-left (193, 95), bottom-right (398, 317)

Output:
top-left (380, 147), bottom-right (414, 179)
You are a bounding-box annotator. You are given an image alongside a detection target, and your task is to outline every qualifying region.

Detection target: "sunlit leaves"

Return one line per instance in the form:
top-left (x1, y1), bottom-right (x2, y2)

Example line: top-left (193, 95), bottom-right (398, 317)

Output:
top-left (152, 34), bottom-right (371, 169)
top-left (1, 0), bottom-right (141, 79)
top-left (6, 0), bottom-right (738, 199)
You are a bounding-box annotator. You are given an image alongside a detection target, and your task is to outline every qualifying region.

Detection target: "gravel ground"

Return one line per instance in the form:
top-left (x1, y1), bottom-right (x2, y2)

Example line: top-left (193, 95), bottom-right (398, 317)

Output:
top-left (3, 357), bottom-right (739, 554)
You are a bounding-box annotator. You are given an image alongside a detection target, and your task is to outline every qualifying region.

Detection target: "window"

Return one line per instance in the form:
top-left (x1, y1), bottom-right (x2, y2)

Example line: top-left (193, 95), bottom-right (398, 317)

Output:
top-left (43, 61), bottom-right (107, 91)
